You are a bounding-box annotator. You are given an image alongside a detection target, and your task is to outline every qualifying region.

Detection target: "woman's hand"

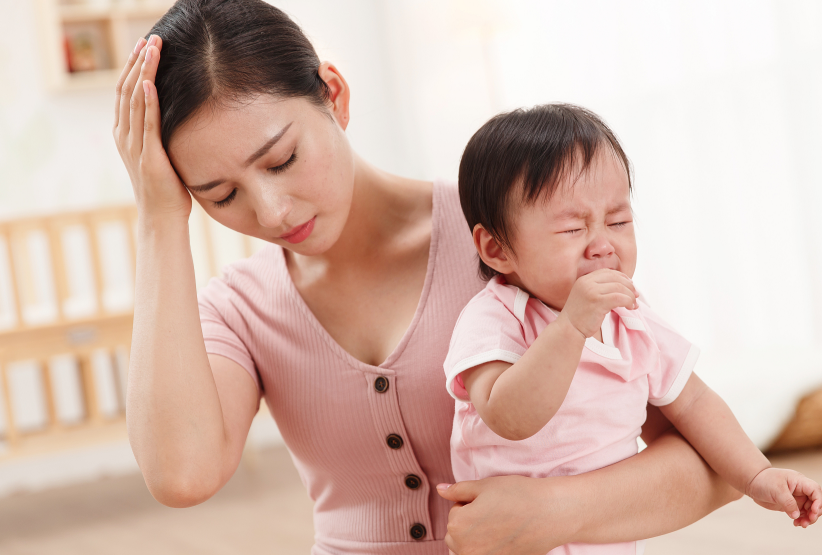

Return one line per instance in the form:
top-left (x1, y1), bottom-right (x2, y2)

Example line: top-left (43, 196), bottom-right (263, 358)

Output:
top-left (437, 476), bottom-right (575, 555)
top-left (113, 35), bottom-right (192, 221)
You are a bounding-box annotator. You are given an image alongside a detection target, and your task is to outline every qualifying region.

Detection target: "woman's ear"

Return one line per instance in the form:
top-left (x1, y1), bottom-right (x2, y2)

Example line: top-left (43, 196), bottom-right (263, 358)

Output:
top-left (473, 225), bottom-right (516, 275)
top-left (317, 62), bottom-right (350, 130)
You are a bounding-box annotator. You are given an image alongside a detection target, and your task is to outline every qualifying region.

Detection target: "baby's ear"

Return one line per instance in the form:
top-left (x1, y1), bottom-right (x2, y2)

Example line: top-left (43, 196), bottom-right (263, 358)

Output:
top-left (473, 225), bottom-right (516, 274)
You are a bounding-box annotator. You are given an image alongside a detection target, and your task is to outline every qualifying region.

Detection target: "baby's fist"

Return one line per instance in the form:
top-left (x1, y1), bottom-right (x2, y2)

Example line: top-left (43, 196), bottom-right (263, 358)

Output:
top-left (747, 467), bottom-right (822, 527)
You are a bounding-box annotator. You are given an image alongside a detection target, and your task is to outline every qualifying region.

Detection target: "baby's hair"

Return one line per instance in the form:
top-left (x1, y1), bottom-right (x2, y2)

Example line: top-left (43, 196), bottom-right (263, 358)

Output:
top-left (458, 103), bottom-right (632, 281)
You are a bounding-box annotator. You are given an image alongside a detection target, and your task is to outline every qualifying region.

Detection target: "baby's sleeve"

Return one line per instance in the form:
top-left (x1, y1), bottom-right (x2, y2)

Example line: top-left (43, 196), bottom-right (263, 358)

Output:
top-left (443, 293), bottom-right (528, 402)
top-left (198, 276), bottom-right (261, 392)
top-left (639, 302), bottom-right (700, 406)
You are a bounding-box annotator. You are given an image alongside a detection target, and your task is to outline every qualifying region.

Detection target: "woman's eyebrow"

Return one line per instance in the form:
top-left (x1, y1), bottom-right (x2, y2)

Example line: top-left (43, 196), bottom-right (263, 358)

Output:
top-left (187, 122), bottom-right (294, 192)
top-left (244, 122), bottom-right (293, 166)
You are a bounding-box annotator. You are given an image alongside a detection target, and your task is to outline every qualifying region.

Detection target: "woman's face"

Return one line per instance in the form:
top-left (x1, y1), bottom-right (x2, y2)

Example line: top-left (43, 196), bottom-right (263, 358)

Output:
top-left (167, 93), bottom-right (355, 256)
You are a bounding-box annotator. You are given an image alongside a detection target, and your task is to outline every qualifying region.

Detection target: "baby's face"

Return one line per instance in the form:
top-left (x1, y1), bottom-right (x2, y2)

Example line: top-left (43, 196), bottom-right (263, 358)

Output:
top-left (505, 149), bottom-right (637, 311)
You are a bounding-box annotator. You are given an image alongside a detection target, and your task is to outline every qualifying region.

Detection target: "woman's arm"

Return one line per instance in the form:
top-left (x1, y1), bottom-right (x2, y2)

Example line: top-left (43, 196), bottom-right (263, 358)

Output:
top-left (438, 427), bottom-right (741, 554)
top-left (116, 37), bottom-right (258, 507)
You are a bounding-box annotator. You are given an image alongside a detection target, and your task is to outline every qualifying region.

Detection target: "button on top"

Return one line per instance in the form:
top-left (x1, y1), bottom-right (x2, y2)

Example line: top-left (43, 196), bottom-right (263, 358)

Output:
top-left (374, 376), bottom-right (389, 393)
top-left (386, 434), bottom-right (404, 450)
top-left (404, 474), bottom-right (421, 490)
top-left (410, 523), bottom-right (427, 540)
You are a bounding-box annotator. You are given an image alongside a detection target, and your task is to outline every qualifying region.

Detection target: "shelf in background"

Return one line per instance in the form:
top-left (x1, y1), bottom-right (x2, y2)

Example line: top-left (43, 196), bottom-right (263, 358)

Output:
top-left (36, 0), bottom-right (173, 92)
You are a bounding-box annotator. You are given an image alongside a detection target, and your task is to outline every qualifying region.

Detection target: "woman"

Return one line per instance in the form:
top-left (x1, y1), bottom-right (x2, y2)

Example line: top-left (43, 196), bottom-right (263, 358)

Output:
top-left (114, 1), bottom-right (740, 553)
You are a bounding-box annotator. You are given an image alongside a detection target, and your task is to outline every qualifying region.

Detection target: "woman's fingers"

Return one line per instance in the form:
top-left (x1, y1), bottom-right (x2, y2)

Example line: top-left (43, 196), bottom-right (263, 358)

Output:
top-left (114, 37), bottom-right (146, 129)
top-left (129, 42), bottom-right (162, 155)
top-left (437, 481), bottom-right (481, 504)
top-left (142, 79), bottom-right (163, 158)
top-left (116, 40), bottom-right (151, 145)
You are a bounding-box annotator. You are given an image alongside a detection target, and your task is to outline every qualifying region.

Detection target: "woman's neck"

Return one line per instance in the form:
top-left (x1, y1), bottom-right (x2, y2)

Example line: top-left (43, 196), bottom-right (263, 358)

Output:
top-left (289, 153), bottom-right (433, 270)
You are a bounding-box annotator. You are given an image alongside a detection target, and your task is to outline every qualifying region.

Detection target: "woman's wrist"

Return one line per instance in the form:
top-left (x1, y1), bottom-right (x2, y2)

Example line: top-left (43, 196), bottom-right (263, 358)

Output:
top-left (533, 475), bottom-right (586, 545)
top-left (137, 211), bottom-right (191, 241)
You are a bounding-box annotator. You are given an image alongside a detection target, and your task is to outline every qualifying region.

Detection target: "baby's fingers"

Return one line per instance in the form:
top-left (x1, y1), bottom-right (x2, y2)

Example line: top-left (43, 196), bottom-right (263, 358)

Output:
top-left (774, 485), bottom-right (801, 519)
top-left (798, 479), bottom-right (822, 524)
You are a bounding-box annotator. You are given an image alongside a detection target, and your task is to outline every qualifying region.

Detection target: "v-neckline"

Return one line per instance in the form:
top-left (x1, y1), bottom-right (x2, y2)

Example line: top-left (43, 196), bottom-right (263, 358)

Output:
top-left (277, 181), bottom-right (441, 373)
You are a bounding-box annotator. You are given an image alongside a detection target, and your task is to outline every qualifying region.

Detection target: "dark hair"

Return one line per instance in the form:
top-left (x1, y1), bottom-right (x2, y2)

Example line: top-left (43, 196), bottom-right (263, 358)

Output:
top-left (458, 103), bottom-right (632, 281)
top-left (147, 0), bottom-right (331, 148)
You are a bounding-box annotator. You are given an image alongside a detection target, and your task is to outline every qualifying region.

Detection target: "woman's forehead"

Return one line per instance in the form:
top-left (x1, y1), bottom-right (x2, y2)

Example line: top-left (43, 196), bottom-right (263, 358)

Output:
top-left (168, 96), bottom-right (301, 174)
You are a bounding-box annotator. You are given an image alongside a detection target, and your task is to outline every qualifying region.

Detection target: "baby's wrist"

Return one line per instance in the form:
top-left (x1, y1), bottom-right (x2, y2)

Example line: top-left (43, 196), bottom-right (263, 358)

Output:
top-left (555, 312), bottom-right (587, 341)
top-left (744, 465), bottom-right (774, 497)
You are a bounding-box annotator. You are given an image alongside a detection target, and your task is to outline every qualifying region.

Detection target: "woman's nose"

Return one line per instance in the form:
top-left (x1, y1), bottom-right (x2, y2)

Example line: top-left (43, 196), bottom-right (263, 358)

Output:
top-left (256, 194), bottom-right (292, 229)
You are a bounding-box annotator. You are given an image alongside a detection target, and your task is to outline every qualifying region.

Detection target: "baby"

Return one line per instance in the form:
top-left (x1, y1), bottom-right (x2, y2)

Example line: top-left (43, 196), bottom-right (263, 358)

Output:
top-left (445, 104), bottom-right (821, 554)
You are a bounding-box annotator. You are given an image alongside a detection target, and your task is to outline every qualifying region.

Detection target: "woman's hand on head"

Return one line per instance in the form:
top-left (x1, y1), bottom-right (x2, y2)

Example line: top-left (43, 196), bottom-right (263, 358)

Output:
top-left (113, 36), bottom-right (192, 222)
top-left (437, 476), bottom-right (576, 555)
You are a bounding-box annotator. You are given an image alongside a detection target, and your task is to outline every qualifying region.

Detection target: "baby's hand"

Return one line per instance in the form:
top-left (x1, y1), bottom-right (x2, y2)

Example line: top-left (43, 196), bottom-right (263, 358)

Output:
top-left (560, 269), bottom-right (637, 338)
top-left (746, 467), bottom-right (822, 527)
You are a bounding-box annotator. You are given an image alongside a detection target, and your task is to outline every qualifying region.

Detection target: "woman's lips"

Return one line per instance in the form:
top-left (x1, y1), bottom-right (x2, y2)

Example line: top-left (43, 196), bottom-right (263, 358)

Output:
top-left (279, 217), bottom-right (315, 244)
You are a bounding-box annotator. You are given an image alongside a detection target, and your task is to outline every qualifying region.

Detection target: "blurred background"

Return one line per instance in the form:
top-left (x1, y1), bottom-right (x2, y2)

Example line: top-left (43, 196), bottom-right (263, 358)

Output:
top-left (0, 0), bottom-right (821, 553)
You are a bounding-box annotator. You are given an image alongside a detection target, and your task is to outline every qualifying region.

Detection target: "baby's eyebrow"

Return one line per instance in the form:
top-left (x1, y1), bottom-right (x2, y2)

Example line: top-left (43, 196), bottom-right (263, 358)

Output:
top-left (552, 209), bottom-right (589, 221)
top-left (606, 202), bottom-right (632, 215)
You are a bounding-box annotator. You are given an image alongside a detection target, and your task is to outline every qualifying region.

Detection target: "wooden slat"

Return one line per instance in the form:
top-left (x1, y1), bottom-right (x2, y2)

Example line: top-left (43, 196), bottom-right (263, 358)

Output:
top-left (0, 226), bottom-right (24, 329)
top-left (243, 234), bottom-right (255, 259)
top-left (46, 222), bottom-right (68, 322)
top-left (83, 217), bottom-right (106, 316)
top-left (0, 363), bottom-right (18, 445)
top-left (39, 358), bottom-right (61, 431)
top-left (10, 228), bottom-right (38, 312)
top-left (199, 205), bottom-right (219, 278)
top-left (78, 352), bottom-right (102, 426)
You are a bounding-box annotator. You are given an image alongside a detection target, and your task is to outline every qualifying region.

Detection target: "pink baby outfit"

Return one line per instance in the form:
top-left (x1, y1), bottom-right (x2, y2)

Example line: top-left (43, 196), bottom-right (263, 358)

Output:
top-left (198, 180), bottom-right (484, 554)
top-left (444, 276), bottom-right (700, 555)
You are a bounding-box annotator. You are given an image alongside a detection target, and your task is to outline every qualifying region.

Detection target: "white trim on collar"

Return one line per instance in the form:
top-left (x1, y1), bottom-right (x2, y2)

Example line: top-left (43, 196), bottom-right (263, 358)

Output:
top-left (513, 288), bottom-right (530, 323)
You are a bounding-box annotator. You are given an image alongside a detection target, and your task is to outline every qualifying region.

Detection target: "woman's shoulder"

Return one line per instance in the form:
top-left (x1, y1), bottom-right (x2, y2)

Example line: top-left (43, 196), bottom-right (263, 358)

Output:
top-left (433, 177), bottom-right (470, 233)
top-left (431, 177), bottom-right (485, 293)
top-left (198, 242), bottom-right (288, 307)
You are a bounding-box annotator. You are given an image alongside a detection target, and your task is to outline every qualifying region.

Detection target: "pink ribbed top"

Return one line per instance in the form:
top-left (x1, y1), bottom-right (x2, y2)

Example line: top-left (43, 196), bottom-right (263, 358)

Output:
top-left (198, 179), bottom-right (483, 554)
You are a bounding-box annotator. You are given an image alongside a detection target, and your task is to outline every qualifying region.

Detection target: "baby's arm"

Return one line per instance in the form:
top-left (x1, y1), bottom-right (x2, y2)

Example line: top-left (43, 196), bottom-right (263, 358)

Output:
top-left (462, 269), bottom-right (637, 441)
top-left (660, 374), bottom-right (822, 526)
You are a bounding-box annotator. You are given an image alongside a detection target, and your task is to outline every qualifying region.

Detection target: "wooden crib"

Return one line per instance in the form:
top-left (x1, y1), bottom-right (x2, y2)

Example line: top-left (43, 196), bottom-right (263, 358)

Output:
top-left (0, 204), bottom-right (261, 462)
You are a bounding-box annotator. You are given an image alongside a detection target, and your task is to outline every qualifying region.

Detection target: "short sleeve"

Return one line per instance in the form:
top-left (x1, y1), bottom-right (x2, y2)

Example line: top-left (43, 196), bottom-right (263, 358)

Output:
top-left (640, 302), bottom-right (700, 406)
top-left (198, 276), bottom-right (261, 391)
top-left (443, 293), bottom-right (528, 401)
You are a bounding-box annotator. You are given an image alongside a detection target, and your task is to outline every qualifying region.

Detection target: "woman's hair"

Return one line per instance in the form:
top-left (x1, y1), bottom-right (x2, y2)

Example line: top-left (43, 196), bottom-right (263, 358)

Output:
top-left (458, 103), bottom-right (632, 281)
top-left (147, 0), bottom-right (330, 148)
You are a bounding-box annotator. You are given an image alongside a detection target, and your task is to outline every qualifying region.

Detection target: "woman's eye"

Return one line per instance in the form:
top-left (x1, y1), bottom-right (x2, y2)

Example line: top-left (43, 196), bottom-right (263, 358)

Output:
top-left (610, 221), bottom-right (630, 228)
top-left (213, 188), bottom-right (238, 208)
top-left (268, 152), bottom-right (297, 174)
top-left (563, 228), bottom-right (582, 234)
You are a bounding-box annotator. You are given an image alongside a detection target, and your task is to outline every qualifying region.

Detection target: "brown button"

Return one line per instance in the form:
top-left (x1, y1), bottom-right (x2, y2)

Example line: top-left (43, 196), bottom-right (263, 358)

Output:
top-left (410, 523), bottom-right (426, 540)
top-left (374, 376), bottom-right (389, 393)
top-left (404, 474), bottom-right (421, 489)
top-left (386, 434), bottom-right (404, 450)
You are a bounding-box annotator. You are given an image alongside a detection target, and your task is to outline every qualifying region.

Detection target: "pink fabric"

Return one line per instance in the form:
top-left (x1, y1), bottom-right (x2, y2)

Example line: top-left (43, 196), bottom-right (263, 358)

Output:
top-left (444, 276), bottom-right (699, 555)
top-left (198, 179), bottom-right (484, 555)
